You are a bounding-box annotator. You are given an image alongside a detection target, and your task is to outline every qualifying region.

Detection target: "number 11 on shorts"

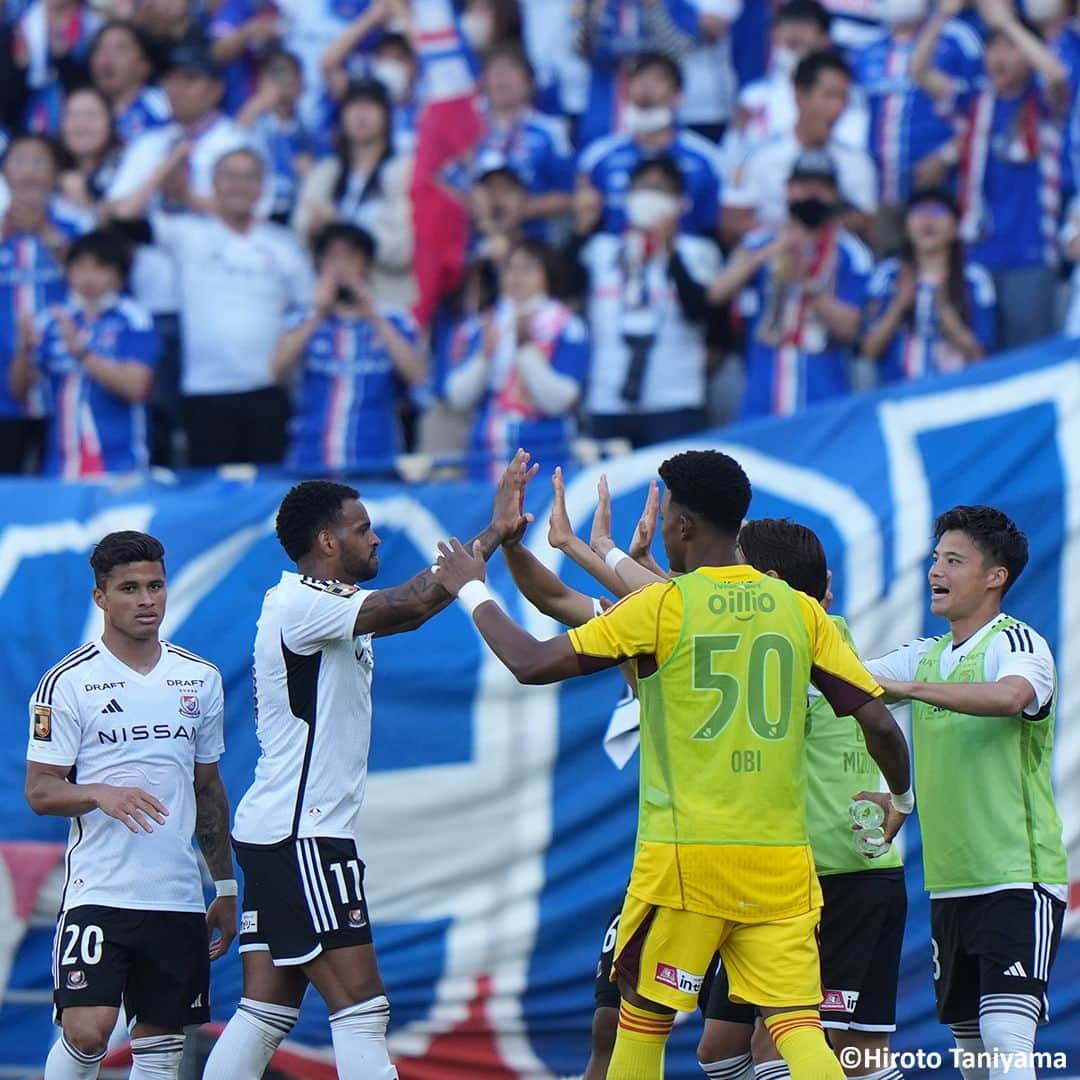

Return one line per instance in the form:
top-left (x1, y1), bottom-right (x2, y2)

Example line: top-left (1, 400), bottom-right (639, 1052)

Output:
top-left (329, 859), bottom-right (363, 904)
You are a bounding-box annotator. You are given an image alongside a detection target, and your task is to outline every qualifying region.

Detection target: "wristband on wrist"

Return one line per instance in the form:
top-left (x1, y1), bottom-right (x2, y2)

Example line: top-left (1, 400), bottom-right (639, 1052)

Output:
top-left (458, 579), bottom-right (494, 617)
top-left (889, 787), bottom-right (915, 814)
top-left (214, 879), bottom-right (238, 898)
top-left (604, 547), bottom-right (629, 570)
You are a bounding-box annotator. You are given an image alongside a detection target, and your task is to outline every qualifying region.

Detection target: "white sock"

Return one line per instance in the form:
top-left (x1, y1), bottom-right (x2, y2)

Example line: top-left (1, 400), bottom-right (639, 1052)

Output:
top-left (203, 998), bottom-right (300, 1080)
top-left (328, 995), bottom-right (398, 1080)
top-left (754, 1062), bottom-right (792, 1080)
top-left (702, 1052), bottom-right (755, 1079)
top-left (44, 1034), bottom-right (105, 1079)
top-left (952, 1020), bottom-right (989, 1080)
top-left (979, 994), bottom-right (1040, 1080)
top-left (128, 1034), bottom-right (184, 1080)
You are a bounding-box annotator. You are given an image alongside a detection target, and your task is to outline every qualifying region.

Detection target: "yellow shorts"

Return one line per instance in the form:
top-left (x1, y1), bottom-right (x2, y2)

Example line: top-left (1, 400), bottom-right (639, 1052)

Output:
top-left (613, 894), bottom-right (823, 1013)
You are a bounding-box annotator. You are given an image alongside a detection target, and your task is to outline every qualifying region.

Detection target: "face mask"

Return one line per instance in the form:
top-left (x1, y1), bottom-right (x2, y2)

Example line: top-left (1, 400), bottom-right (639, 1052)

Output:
top-left (512, 293), bottom-right (548, 317)
top-left (626, 189), bottom-right (680, 231)
top-left (371, 59), bottom-right (411, 103)
top-left (623, 104), bottom-right (674, 136)
top-left (770, 46), bottom-right (801, 77)
top-left (1024, 0), bottom-right (1064, 21)
top-left (461, 11), bottom-right (494, 51)
top-left (878, 0), bottom-right (928, 22)
top-left (788, 197), bottom-right (835, 228)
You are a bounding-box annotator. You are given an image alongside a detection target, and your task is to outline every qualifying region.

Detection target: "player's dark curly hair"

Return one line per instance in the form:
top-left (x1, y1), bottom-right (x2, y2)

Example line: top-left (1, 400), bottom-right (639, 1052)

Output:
top-left (739, 518), bottom-right (827, 601)
top-left (934, 505), bottom-right (1028, 595)
top-left (658, 450), bottom-right (751, 536)
top-left (276, 480), bottom-right (360, 562)
top-left (90, 531), bottom-right (165, 587)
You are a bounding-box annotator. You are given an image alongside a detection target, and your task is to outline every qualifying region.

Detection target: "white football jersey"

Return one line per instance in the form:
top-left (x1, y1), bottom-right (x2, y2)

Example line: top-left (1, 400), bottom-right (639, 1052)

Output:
top-left (26, 639), bottom-right (225, 915)
top-left (232, 572), bottom-right (375, 847)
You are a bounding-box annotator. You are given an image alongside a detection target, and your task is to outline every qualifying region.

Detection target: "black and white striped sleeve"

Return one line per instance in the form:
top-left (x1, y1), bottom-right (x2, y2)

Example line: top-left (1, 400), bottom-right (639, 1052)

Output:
top-left (26, 646), bottom-right (95, 766)
top-left (987, 625), bottom-right (1056, 720)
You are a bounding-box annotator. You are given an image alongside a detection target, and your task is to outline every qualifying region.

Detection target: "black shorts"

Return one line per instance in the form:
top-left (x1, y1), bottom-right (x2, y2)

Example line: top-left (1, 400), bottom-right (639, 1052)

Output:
top-left (819, 867), bottom-right (907, 1031)
top-left (594, 907), bottom-right (719, 1017)
top-left (930, 886), bottom-right (1066, 1025)
top-left (236, 836), bottom-right (373, 966)
top-left (52, 905), bottom-right (209, 1028)
top-left (703, 956), bottom-right (756, 1024)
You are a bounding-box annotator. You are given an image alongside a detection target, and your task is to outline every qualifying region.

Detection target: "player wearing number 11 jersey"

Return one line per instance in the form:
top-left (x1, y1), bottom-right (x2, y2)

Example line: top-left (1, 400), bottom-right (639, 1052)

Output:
top-left (432, 450), bottom-right (913, 1080)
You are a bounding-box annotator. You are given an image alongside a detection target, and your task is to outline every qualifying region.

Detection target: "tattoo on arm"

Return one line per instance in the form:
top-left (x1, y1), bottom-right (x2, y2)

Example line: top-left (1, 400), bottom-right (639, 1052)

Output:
top-left (194, 772), bottom-right (234, 880)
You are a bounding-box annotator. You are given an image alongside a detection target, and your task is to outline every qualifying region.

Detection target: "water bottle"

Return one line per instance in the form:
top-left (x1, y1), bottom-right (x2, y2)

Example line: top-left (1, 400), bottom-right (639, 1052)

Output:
top-left (849, 799), bottom-right (889, 858)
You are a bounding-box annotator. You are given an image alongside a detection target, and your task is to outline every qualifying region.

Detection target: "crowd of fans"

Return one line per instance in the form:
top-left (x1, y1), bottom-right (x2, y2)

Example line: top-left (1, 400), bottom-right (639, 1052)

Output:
top-left (0, 0), bottom-right (1077, 481)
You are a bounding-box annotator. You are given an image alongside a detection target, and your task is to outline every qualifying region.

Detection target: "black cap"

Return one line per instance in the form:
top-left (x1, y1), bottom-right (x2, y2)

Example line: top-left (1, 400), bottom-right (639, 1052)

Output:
top-left (906, 186), bottom-right (960, 217)
top-left (164, 43), bottom-right (222, 79)
top-left (788, 148), bottom-right (839, 186)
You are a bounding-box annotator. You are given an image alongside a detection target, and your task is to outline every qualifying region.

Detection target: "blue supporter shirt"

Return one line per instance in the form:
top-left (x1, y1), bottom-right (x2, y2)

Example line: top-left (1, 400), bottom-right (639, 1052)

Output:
top-left (866, 257), bottom-right (996, 384)
top-left (852, 20), bottom-right (982, 203)
top-left (250, 111), bottom-right (316, 221)
top-left (210, 0), bottom-right (281, 115)
top-left (35, 296), bottom-right (160, 477)
top-left (0, 203), bottom-right (91, 419)
top-left (739, 226), bottom-right (872, 419)
top-left (578, 128), bottom-right (724, 236)
top-left (287, 304), bottom-right (418, 473)
top-left (454, 298), bottom-right (589, 482)
top-left (474, 110), bottom-right (574, 202)
top-left (115, 86), bottom-right (172, 145)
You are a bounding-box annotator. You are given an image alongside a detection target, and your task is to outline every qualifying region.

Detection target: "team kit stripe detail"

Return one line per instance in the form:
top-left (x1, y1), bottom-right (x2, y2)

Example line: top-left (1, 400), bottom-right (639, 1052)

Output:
top-left (768, 1015), bottom-right (823, 1039)
top-left (61, 1035), bottom-right (106, 1065)
top-left (308, 839), bottom-right (340, 930)
top-left (1034, 888), bottom-right (1053, 980)
top-left (296, 840), bottom-right (332, 932)
top-left (980, 994), bottom-right (1043, 1022)
top-left (33, 643), bottom-right (98, 705)
top-left (164, 642), bottom-right (219, 670)
top-left (58, 817), bottom-right (84, 911)
top-left (239, 1001), bottom-right (295, 1034)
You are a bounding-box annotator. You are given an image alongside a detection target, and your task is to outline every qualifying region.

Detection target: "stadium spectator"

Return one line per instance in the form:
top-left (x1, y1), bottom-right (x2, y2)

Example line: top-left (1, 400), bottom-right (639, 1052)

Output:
top-left (469, 155), bottom-right (530, 269)
top-left (130, 0), bottom-right (207, 55)
top-left (576, 155), bottom-right (721, 448)
top-left (820, 0), bottom-right (886, 51)
top-left (711, 149), bottom-right (871, 420)
top-left (57, 85), bottom-right (122, 211)
top-left (13, 0), bottom-right (101, 135)
top-left (235, 49), bottom-right (316, 224)
top-left (577, 52), bottom-right (724, 239)
top-left (9, 228), bottom-right (159, 478)
top-left (292, 79), bottom-right (415, 309)
top-left (912, 0), bottom-right (1069, 351)
top-left (723, 49), bottom-right (878, 244)
top-left (207, 0), bottom-right (283, 116)
top-left (519, 0), bottom-right (588, 118)
top-left (861, 187), bottom-right (996, 386)
top-left (572, 0), bottom-right (699, 147)
top-left (721, 1), bottom-right (867, 175)
top-left (460, 0), bottom-right (526, 58)
top-left (677, 0), bottom-right (740, 143)
top-left (851, 1), bottom-right (982, 251)
top-left (445, 238), bottom-right (588, 481)
top-left (473, 44), bottom-right (574, 238)
top-left (273, 223), bottom-right (426, 475)
top-left (1025, 0), bottom-right (1080, 95)
top-left (0, 133), bottom-right (91, 474)
top-left (88, 19), bottom-right (172, 145)
top-left (114, 146), bottom-right (313, 466)
top-left (1058, 193), bottom-right (1080, 336)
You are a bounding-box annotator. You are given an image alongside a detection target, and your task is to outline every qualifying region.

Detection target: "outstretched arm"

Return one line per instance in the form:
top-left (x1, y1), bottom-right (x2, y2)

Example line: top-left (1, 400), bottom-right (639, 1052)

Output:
top-left (357, 449), bottom-right (538, 638)
top-left (194, 762), bottom-right (236, 960)
top-left (501, 535), bottom-right (597, 628)
top-left (589, 474), bottom-right (667, 593)
top-left (875, 675), bottom-right (1038, 718)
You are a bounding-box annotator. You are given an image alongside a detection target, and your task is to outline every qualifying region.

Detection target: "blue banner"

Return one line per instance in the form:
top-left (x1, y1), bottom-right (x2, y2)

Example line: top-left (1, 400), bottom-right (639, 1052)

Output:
top-left (0, 338), bottom-right (1078, 1078)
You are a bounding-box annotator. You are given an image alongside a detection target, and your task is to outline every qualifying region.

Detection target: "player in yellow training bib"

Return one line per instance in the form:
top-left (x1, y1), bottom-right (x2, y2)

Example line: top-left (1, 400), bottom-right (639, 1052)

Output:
top-left (433, 449), bottom-right (914, 1080)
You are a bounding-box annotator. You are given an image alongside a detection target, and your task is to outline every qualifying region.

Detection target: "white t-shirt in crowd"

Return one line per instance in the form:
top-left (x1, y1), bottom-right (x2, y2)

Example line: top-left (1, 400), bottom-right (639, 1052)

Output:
top-left (150, 212), bottom-right (313, 396)
top-left (581, 232), bottom-right (722, 416)
top-left (26, 638), bottom-right (224, 914)
top-left (723, 131), bottom-right (878, 225)
top-left (232, 572), bottom-right (376, 847)
top-left (680, 0), bottom-right (742, 127)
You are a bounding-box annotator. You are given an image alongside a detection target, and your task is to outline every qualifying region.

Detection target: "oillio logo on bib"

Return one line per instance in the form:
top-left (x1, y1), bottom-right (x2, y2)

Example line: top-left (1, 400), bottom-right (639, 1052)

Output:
top-left (655, 962), bottom-right (703, 995)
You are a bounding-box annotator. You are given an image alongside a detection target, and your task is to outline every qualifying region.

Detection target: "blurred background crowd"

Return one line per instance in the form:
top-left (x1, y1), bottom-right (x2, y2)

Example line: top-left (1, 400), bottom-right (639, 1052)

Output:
top-left (0, 0), bottom-right (1076, 483)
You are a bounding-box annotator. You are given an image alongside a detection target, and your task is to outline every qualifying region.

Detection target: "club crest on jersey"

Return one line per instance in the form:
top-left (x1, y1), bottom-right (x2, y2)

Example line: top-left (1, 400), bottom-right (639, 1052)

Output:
top-left (348, 908), bottom-right (367, 929)
top-left (178, 694), bottom-right (200, 718)
top-left (33, 704), bottom-right (51, 741)
top-left (66, 970), bottom-right (87, 990)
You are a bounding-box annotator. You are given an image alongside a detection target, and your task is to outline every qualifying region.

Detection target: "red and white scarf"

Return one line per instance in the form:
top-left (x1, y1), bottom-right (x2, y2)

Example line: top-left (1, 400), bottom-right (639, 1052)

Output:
top-left (488, 298), bottom-right (572, 418)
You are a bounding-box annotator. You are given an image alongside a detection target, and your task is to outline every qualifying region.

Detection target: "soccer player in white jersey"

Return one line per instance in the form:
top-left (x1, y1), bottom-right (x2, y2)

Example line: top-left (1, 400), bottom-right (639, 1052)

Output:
top-left (25, 531), bottom-right (235, 1080)
top-left (865, 507), bottom-right (1067, 1080)
top-left (204, 457), bottom-right (532, 1080)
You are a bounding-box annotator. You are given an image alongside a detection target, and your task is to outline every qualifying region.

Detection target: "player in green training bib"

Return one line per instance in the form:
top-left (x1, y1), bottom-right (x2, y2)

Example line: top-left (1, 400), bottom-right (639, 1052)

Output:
top-left (867, 506), bottom-right (1067, 1080)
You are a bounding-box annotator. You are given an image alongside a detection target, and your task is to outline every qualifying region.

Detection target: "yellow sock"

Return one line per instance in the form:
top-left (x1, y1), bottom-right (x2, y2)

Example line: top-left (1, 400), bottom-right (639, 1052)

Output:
top-left (606, 1000), bottom-right (673, 1080)
top-left (764, 1009), bottom-right (844, 1080)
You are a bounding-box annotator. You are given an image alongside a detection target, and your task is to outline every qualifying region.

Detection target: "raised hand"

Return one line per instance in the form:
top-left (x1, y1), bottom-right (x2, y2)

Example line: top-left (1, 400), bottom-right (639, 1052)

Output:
top-left (435, 538), bottom-right (487, 595)
top-left (629, 479), bottom-right (659, 563)
top-left (94, 784), bottom-right (169, 834)
top-left (589, 474), bottom-right (615, 557)
top-left (547, 467), bottom-right (575, 551)
top-left (492, 448), bottom-right (539, 542)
